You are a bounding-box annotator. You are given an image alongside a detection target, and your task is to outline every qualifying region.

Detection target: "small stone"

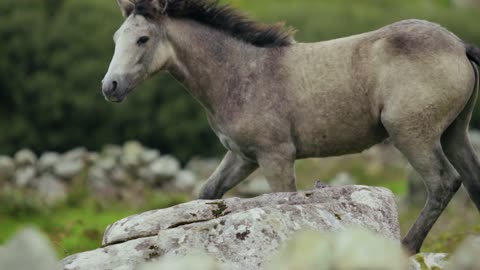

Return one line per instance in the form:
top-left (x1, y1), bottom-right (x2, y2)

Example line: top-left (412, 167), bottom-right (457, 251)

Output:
top-left (88, 166), bottom-right (109, 188)
top-left (54, 159), bottom-right (85, 180)
top-left (171, 170), bottom-right (197, 192)
top-left (314, 180), bottom-right (330, 189)
top-left (138, 166), bottom-right (155, 183)
top-left (102, 145), bottom-right (123, 160)
top-left (37, 152), bottom-right (60, 173)
top-left (0, 156), bottom-right (15, 183)
top-left (140, 149), bottom-right (160, 165)
top-left (97, 157), bottom-right (117, 172)
top-left (14, 149), bottom-right (37, 167)
top-left (121, 141), bottom-right (144, 168)
top-left (35, 174), bottom-right (67, 206)
top-left (111, 168), bottom-right (130, 186)
top-left (87, 152), bottom-right (99, 164)
top-left (148, 156), bottom-right (180, 184)
top-left (63, 147), bottom-right (88, 161)
top-left (14, 167), bottom-right (36, 188)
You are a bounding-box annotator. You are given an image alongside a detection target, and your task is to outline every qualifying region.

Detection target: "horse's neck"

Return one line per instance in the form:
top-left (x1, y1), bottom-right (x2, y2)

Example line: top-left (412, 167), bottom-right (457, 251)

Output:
top-left (165, 18), bottom-right (264, 114)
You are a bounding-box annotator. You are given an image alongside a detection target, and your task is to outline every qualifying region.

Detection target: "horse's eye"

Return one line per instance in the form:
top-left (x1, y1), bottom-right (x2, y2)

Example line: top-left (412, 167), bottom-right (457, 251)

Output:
top-left (137, 36), bottom-right (150, 45)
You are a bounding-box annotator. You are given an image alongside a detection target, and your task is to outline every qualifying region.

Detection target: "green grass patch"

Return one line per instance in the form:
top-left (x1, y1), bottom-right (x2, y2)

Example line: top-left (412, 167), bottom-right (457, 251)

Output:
top-left (0, 192), bottom-right (188, 257)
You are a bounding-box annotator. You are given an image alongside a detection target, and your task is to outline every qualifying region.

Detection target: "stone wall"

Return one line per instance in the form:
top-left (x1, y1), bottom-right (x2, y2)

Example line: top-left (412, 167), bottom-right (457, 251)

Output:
top-left (0, 142), bottom-right (201, 206)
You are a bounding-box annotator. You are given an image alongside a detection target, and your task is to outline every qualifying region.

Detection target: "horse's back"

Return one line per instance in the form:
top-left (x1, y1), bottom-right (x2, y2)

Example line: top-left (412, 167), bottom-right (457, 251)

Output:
top-left (284, 19), bottom-right (475, 158)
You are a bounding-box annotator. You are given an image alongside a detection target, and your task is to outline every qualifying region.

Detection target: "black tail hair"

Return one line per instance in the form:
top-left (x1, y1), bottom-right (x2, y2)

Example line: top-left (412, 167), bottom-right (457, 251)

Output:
top-left (466, 43), bottom-right (480, 65)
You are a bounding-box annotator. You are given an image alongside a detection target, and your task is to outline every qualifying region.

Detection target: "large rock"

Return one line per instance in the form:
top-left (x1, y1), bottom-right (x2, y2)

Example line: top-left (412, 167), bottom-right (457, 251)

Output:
top-left (0, 156), bottom-right (15, 183)
top-left (61, 185), bottom-right (400, 270)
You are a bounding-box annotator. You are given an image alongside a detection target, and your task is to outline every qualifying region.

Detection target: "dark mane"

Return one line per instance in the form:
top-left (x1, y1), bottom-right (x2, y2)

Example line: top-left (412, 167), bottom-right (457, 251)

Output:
top-left (134, 0), bottom-right (295, 48)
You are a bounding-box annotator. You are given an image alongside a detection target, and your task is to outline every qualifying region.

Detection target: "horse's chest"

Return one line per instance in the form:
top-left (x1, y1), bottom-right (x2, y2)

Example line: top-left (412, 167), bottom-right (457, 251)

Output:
top-left (209, 119), bottom-right (254, 160)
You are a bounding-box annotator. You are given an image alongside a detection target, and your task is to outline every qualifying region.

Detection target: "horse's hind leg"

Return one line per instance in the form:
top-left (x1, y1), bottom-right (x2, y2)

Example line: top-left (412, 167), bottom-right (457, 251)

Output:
top-left (442, 122), bottom-right (480, 209)
top-left (442, 65), bottom-right (480, 209)
top-left (382, 111), bottom-right (462, 254)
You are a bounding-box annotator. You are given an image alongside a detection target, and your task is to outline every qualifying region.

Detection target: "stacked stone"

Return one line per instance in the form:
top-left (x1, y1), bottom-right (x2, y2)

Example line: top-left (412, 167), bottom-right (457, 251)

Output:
top-left (0, 142), bottom-right (203, 206)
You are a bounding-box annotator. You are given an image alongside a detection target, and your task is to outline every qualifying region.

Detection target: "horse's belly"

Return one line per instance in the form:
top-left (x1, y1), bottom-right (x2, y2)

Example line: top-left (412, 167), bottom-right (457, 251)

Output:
top-left (294, 118), bottom-right (388, 159)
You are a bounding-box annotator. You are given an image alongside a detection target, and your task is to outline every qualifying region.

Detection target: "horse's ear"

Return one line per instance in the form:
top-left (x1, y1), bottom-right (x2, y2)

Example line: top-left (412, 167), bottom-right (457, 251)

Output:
top-left (117, 0), bottom-right (135, 18)
top-left (149, 0), bottom-right (168, 14)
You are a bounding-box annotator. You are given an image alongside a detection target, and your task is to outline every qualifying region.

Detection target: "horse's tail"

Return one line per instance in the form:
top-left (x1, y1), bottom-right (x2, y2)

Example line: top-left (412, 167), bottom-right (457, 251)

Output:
top-left (466, 43), bottom-right (480, 65)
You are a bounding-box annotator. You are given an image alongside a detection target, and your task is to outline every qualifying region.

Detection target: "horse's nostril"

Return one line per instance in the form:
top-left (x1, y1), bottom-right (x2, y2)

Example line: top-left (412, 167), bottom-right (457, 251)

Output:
top-left (112, 81), bottom-right (118, 92)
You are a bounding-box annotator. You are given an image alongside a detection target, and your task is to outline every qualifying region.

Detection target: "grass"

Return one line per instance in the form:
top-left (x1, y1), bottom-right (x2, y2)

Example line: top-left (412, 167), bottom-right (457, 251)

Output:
top-left (0, 190), bottom-right (189, 257)
top-left (0, 203), bottom-right (136, 256)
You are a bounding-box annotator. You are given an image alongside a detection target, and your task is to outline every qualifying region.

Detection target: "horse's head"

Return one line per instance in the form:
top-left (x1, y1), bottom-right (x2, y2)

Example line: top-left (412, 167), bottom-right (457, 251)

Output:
top-left (102, 0), bottom-right (173, 103)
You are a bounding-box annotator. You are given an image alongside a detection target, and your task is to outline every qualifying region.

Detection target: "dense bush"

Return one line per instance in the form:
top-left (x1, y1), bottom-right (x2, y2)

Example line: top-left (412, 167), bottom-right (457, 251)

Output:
top-left (1, 0), bottom-right (480, 160)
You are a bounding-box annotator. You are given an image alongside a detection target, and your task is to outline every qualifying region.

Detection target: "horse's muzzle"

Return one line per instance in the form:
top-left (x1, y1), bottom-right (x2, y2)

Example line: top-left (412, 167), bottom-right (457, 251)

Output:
top-left (101, 76), bottom-right (129, 103)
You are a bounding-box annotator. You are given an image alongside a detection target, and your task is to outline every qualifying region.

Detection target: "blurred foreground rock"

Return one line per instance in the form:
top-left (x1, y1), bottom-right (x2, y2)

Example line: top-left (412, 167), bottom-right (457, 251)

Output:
top-left (0, 227), bottom-right (59, 270)
top-left (62, 185), bottom-right (400, 270)
top-left (447, 236), bottom-right (480, 269)
top-left (267, 229), bottom-right (408, 270)
top-left (138, 254), bottom-right (220, 270)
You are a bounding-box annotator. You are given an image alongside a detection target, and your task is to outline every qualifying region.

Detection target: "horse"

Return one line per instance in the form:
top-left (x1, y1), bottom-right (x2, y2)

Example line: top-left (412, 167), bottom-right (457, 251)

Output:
top-left (102, 0), bottom-right (480, 254)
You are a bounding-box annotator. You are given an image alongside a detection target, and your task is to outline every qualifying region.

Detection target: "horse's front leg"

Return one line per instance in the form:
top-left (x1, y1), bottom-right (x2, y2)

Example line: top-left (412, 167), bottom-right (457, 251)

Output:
top-left (257, 144), bottom-right (297, 192)
top-left (198, 151), bottom-right (258, 200)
